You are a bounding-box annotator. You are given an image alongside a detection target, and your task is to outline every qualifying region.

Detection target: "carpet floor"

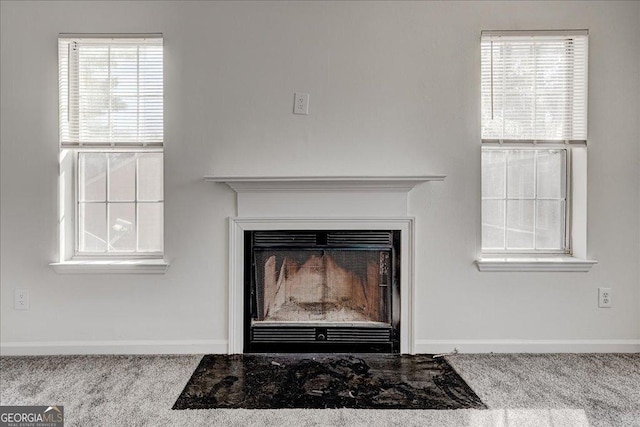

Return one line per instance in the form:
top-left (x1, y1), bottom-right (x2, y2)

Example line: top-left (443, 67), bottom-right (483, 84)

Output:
top-left (1, 353), bottom-right (639, 426)
top-left (445, 353), bottom-right (640, 427)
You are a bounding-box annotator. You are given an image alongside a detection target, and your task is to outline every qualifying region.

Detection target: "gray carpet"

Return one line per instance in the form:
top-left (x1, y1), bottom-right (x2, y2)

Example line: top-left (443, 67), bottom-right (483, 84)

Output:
top-left (446, 353), bottom-right (640, 427)
top-left (0, 353), bottom-right (638, 426)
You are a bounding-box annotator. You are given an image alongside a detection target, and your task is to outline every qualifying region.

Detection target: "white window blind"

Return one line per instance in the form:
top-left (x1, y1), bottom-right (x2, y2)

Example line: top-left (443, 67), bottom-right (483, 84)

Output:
top-left (481, 30), bottom-right (588, 143)
top-left (59, 35), bottom-right (163, 147)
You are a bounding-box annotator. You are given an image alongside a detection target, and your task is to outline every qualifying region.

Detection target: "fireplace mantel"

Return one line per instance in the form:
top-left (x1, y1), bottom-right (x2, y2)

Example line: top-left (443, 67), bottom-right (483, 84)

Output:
top-left (206, 175), bottom-right (444, 354)
top-left (204, 175), bottom-right (446, 193)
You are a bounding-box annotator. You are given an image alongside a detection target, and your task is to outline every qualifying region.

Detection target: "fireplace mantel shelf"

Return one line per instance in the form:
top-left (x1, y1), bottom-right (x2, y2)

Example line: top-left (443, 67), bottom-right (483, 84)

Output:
top-left (204, 175), bottom-right (446, 192)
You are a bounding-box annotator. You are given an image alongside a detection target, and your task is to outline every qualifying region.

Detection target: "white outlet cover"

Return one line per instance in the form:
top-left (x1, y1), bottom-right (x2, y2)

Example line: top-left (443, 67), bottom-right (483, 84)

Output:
top-left (294, 93), bottom-right (309, 115)
top-left (598, 287), bottom-right (611, 308)
top-left (14, 289), bottom-right (29, 310)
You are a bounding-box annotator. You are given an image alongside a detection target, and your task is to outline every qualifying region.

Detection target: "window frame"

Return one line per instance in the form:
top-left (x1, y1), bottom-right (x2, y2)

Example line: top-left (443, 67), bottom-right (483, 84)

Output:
top-left (476, 30), bottom-right (596, 272)
top-left (73, 149), bottom-right (164, 259)
top-left (481, 143), bottom-right (571, 255)
top-left (52, 34), bottom-right (167, 273)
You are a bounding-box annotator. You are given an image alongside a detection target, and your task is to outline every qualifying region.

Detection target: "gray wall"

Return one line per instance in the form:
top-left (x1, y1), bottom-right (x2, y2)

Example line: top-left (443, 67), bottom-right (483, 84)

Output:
top-left (1, 1), bottom-right (639, 352)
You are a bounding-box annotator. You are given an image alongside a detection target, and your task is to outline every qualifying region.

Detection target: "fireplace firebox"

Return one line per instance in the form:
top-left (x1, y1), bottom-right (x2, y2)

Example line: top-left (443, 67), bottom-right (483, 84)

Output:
top-left (244, 230), bottom-right (400, 353)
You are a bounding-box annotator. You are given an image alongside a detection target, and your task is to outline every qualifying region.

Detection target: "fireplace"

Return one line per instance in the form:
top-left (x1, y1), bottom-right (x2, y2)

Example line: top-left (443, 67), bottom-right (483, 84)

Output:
top-left (244, 230), bottom-right (400, 353)
top-left (207, 174), bottom-right (445, 354)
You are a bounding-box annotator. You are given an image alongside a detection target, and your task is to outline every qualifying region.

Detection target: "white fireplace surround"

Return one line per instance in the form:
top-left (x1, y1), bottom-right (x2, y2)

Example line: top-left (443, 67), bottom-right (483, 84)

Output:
top-left (207, 175), bottom-right (445, 354)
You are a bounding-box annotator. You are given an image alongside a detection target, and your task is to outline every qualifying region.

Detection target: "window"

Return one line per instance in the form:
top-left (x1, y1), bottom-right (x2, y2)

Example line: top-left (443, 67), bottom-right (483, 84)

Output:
top-left (58, 35), bottom-right (164, 261)
top-left (78, 152), bottom-right (163, 254)
top-left (482, 148), bottom-right (567, 253)
top-left (479, 30), bottom-right (594, 270)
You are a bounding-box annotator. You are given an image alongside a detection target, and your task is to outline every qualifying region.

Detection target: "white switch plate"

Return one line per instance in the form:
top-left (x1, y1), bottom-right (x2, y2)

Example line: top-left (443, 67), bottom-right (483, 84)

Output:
top-left (294, 93), bottom-right (309, 115)
top-left (14, 289), bottom-right (29, 310)
top-left (598, 287), bottom-right (611, 308)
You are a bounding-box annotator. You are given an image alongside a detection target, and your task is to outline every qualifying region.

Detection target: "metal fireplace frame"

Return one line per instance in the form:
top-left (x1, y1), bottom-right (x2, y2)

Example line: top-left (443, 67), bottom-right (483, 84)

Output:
top-left (244, 230), bottom-right (401, 353)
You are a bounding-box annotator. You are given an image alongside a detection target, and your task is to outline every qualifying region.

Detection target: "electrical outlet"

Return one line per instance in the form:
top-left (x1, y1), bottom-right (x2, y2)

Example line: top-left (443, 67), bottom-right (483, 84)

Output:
top-left (14, 289), bottom-right (29, 310)
top-left (293, 93), bottom-right (309, 115)
top-left (598, 287), bottom-right (611, 308)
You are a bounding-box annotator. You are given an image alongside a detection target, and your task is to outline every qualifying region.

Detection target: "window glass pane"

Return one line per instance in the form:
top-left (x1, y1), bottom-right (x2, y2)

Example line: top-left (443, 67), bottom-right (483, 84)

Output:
top-left (537, 150), bottom-right (565, 199)
top-left (502, 43), bottom-right (535, 140)
top-left (139, 96), bottom-right (164, 143)
top-left (60, 38), bottom-right (163, 146)
top-left (535, 42), bottom-right (570, 140)
top-left (108, 203), bottom-right (136, 251)
top-left (108, 153), bottom-right (136, 201)
top-left (139, 44), bottom-right (164, 143)
top-left (139, 45), bottom-right (163, 96)
top-left (138, 203), bottom-right (163, 252)
top-left (507, 150), bottom-right (535, 198)
top-left (79, 153), bottom-right (106, 201)
top-left (506, 200), bottom-right (534, 249)
top-left (79, 203), bottom-right (107, 252)
top-left (111, 96), bottom-right (138, 142)
top-left (138, 153), bottom-right (163, 201)
top-left (480, 34), bottom-right (588, 141)
top-left (482, 200), bottom-right (505, 250)
top-left (536, 200), bottom-right (564, 249)
top-left (78, 45), bottom-right (110, 143)
top-left (110, 46), bottom-right (137, 99)
top-left (482, 150), bottom-right (506, 198)
top-left (110, 46), bottom-right (138, 142)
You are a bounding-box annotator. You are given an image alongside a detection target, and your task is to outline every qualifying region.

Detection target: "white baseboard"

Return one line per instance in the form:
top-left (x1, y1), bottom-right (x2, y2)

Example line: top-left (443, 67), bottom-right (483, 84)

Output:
top-left (415, 339), bottom-right (640, 354)
top-left (3, 339), bottom-right (638, 356)
top-left (0, 339), bottom-right (228, 356)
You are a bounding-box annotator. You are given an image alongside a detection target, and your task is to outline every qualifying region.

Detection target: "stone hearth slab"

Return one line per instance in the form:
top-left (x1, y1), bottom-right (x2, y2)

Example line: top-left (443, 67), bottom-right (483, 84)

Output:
top-left (172, 354), bottom-right (485, 410)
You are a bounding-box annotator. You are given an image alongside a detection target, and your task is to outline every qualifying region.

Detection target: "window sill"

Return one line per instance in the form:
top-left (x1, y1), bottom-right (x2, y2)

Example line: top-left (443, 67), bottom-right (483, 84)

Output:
top-left (50, 259), bottom-right (169, 274)
top-left (475, 256), bottom-right (597, 272)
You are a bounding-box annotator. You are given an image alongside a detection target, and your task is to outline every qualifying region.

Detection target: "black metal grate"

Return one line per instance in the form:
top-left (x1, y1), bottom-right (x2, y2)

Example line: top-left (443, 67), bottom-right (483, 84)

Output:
top-left (253, 231), bottom-right (393, 247)
top-left (253, 232), bottom-right (317, 246)
top-left (326, 231), bottom-right (392, 246)
top-left (252, 326), bottom-right (391, 343)
top-left (252, 327), bottom-right (316, 342)
top-left (327, 328), bottom-right (391, 343)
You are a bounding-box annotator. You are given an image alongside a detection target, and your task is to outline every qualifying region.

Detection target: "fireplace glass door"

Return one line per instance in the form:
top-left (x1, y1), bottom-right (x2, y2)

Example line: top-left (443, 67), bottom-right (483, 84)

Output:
top-left (253, 249), bottom-right (391, 324)
top-left (245, 230), bottom-right (400, 353)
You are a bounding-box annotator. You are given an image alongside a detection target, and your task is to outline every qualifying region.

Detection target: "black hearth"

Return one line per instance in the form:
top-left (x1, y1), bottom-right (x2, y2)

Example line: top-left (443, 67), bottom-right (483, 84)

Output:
top-left (244, 230), bottom-right (400, 353)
